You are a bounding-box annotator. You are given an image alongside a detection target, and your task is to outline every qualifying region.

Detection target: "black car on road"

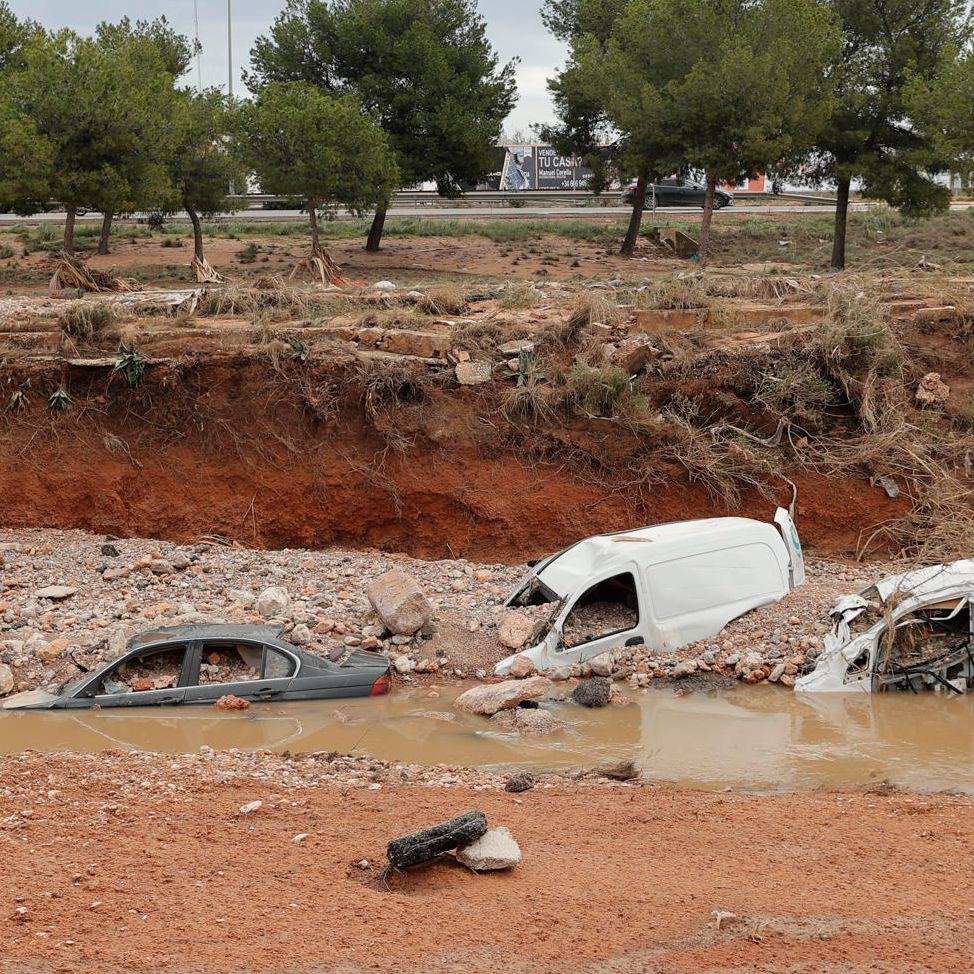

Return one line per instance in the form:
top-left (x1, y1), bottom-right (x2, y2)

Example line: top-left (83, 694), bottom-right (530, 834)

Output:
top-left (622, 178), bottom-right (733, 209)
top-left (0, 624), bottom-right (392, 710)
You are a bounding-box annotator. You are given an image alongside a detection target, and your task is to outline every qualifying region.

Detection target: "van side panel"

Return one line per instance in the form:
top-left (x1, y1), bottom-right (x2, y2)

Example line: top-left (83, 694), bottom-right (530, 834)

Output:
top-left (645, 541), bottom-right (788, 651)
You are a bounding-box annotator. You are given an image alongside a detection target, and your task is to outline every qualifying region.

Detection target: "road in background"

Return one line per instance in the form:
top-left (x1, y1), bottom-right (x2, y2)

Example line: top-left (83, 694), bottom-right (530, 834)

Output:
top-left (1, 198), bottom-right (971, 225)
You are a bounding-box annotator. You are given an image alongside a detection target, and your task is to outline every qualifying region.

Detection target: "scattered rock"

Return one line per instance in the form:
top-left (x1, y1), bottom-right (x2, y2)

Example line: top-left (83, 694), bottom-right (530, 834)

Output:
top-left (455, 360), bottom-right (493, 385)
top-left (0, 663), bottom-right (13, 696)
top-left (372, 280), bottom-right (396, 291)
top-left (101, 544), bottom-right (120, 557)
top-left (213, 694), bottom-right (250, 711)
top-left (34, 585), bottom-right (76, 601)
top-left (504, 770), bottom-right (536, 793)
top-left (456, 826), bottom-right (522, 871)
top-left (508, 654), bottom-right (535, 679)
top-left (256, 586), bottom-right (290, 619)
top-left (455, 676), bottom-right (552, 715)
top-left (238, 800), bottom-right (263, 814)
top-left (489, 707), bottom-right (566, 737)
top-left (571, 677), bottom-right (611, 708)
top-left (365, 569), bottom-right (433, 635)
top-left (588, 653), bottom-right (614, 677)
top-left (916, 372), bottom-right (950, 407)
top-left (497, 610), bottom-right (539, 650)
top-left (289, 623), bottom-right (312, 646)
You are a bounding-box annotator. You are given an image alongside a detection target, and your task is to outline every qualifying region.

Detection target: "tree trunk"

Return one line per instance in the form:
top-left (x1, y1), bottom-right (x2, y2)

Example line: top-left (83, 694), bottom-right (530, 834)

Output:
top-left (97, 212), bottom-right (113, 255)
top-left (366, 201), bottom-right (388, 252)
top-left (620, 175), bottom-right (647, 257)
top-left (63, 206), bottom-right (76, 256)
top-left (188, 206), bottom-right (205, 262)
top-left (830, 176), bottom-right (851, 271)
top-left (697, 174), bottom-right (718, 267)
top-left (308, 198), bottom-right (321, 255)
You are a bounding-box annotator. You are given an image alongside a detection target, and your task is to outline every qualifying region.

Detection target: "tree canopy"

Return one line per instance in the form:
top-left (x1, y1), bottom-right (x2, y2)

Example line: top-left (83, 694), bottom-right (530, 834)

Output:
top-left (811, 0), bottom-right (972, 268)
top-left (248, 0), bottom-right (517, 249)
top-left (238, 79), bottom-right (398, 282)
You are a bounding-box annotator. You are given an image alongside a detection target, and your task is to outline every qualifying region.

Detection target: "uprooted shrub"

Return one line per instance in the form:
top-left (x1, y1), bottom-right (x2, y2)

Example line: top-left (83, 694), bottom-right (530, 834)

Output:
top-left (566, 362), bottom-right (649, 418)
top-left (813, 284), bottom-right (905, 431)
top-left (58, 302), bottom-right (120, 342)
top-left (754, 360), bottom-right (837, 425)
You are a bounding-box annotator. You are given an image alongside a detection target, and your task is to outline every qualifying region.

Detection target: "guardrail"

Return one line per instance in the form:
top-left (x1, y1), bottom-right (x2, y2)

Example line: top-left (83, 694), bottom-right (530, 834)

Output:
top-left (237, 189), bottom-right (839, 209)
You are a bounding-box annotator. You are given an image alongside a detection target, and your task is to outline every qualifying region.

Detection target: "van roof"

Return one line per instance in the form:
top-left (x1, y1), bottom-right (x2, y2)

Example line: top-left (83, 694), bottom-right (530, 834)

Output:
top-left (534, 516), bottom-right (781, 598)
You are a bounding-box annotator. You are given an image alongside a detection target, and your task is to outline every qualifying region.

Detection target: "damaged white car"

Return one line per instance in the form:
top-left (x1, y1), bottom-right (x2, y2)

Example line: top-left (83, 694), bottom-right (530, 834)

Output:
top-left (796, 561), bottom-right (974, 693)
top-left (495, 509), bottom-right (804, 675)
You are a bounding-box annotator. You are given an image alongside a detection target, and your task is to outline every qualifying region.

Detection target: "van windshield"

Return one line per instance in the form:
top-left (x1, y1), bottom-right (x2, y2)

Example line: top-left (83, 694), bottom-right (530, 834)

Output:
top-left (509, 576), bottom-right (561, 608)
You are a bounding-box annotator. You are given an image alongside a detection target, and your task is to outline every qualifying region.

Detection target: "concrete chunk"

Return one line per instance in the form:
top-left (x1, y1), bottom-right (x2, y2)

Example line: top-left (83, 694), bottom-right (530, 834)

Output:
top-left (456, 827), bottom-right (522, 871)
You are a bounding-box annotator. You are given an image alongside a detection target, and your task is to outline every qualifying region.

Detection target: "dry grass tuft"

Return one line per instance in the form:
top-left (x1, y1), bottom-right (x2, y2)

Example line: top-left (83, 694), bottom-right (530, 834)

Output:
top-left (417, 285), bottom-right (469, 316)
top-left (58, 302), bottom-right (120, 343)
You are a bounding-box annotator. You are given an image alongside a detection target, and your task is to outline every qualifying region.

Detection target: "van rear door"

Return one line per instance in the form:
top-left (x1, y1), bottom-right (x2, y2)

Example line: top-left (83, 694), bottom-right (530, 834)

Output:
top-left (773, 507), bottom-right (805, 588)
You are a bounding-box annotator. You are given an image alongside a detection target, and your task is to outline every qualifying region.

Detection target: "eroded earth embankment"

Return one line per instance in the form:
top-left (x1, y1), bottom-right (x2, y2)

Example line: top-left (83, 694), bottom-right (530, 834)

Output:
top-left (0, 355), bottom-right (906, 561)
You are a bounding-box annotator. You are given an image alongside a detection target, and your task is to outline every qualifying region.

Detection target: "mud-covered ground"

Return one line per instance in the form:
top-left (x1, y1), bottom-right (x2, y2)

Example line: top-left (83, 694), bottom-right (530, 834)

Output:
top-left (1, 749), bottom-right (973, 974)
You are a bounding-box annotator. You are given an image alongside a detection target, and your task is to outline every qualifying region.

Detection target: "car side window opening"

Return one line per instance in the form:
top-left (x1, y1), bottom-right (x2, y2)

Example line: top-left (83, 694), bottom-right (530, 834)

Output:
top-left (97, 645), bottom-right (187, 695)
top-left (263, 647), bottom-right (296, 680)
top-left (198, 643), bottom-right (263, 685)
top-left (873, 598), bottom-right (974, 692)
top-left (561, 573), bottom-right (639, 649)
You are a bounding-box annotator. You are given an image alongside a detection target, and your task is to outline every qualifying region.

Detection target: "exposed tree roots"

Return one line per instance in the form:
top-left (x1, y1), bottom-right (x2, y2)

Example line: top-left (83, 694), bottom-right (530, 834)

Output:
top-left (289, 243), bottom-right (350, 288)
top-left (192, 256), bottom-right (225, 285)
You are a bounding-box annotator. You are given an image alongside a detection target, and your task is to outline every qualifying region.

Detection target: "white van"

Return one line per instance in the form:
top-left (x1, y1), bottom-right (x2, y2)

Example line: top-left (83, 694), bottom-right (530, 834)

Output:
top-left (494, 509), bottom-right (804, 675)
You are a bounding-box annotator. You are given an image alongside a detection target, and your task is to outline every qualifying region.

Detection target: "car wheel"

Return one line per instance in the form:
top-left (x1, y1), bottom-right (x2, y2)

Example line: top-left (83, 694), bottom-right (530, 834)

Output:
top-left (712, 198), bottom-right (726, 210)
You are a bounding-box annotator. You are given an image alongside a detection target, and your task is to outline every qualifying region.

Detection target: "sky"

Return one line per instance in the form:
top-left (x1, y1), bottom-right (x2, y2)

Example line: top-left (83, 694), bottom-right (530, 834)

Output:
top-left (12, 0), bottom-right (565, 135)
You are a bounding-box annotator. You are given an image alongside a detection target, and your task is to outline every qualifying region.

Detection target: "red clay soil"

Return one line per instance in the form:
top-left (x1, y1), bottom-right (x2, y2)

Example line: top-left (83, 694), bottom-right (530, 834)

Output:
top-left (1, 756), bottom-right (972, 974)
top-left (0, 356), bottom-right (906, 562)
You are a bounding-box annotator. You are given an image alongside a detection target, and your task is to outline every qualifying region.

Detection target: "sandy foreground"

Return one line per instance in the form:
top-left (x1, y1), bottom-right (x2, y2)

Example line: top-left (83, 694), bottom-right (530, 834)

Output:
top-left (0, 751), bottom-right (972, 974)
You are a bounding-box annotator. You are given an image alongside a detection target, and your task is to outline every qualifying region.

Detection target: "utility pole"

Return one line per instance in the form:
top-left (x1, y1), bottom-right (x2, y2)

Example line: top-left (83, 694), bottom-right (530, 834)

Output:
top-left (227, 0), bottom-right (233, 98)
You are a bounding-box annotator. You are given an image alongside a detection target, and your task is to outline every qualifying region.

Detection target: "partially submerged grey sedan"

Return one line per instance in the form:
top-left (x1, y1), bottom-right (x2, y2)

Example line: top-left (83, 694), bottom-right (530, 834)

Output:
top-left (1, 624), bottom-right (392, 710)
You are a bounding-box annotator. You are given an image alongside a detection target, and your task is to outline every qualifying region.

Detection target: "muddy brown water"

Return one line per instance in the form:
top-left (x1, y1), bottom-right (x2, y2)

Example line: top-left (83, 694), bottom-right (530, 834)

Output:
top-left (2, 686), bottom-right (973, 793)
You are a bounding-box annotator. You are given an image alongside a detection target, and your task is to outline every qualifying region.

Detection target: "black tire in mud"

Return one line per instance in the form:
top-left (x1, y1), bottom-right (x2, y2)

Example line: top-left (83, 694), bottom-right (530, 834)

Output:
top-left (387, 811), bottom-right (488, 869)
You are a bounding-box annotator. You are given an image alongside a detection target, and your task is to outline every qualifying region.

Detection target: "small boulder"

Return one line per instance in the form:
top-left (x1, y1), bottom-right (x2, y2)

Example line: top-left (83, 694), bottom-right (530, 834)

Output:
top-left (0, 663), bottom-right (13, 696)
top-left (504, 770), bottom-right (536, 793)
top-left (589, 653), bottom-right (614, 677)
top-left (456, 827), bottom-right (522, 871)
top-left (490, 707), bottom-right (565, 737)
top-left (455, 360), bottom-right (492, 386)
top-left (497, 611), bottom-right (538, 650)
top-left (256, 586), bottom-right (290, 619)
top-left (289, 623), bottom-right (312, 646)
top-left (916, 372), bottom-right (950, 407)
top-left (372, 280), bottom-right (396, 291)
top-left (214, 694), bottom-right (250, 711)
top-left (37, 638), bottom-right (69, 663)
top-left (455, 676), bottom-right (551, 716)
top-left (34, 585), bottom-right (76, 601)
top-left (508, 654), bottom-right (535, 679)
top-left (366, 569), bottom-right (432, 635)
top-left (572, 677), bottom-right (611, 708)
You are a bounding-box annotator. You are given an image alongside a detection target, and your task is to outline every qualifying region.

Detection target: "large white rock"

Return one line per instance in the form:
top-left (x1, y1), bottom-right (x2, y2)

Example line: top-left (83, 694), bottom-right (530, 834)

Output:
top-left (256, 586), bottom-right (290, 619)
top-left (456, 827), bottom-right (522, 871)
top-left (455, 677), bottom-right (551, 715)
top-left (0, 663), bottom-right (13, 696)
top-left (365, 569), bottom-right (432, 635)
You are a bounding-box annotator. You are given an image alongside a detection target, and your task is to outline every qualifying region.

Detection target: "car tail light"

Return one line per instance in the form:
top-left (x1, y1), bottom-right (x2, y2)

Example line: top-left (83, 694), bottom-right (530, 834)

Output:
top-left (370, 673), bottom-right (391, 696)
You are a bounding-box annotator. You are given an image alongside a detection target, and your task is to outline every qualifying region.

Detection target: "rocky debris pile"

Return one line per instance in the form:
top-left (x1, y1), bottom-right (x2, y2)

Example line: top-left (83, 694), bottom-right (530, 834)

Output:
top-left (916, 372), bottom-right (950, 407)
top-left (562, 601), bottom-right (638, 649)
top-left (0, 529), bottom-right (522, 695)
top-left (496, 606), bottom-right (549, 650)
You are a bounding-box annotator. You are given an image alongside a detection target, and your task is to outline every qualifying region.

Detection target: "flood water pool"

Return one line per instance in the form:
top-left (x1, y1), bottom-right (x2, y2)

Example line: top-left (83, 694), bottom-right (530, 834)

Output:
top-left (2, 685), bottom-right (973, 792)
